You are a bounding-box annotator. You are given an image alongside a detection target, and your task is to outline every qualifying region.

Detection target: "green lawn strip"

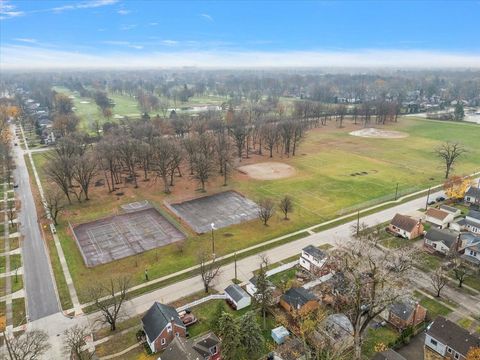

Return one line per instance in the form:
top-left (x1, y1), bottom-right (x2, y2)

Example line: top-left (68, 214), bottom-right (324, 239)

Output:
top-left (94, 327), bottom-right (140, 358)
top-left (457, 318), bottom-right (473, 329)
top-left (23, 154), bottom-right (73, 310)
top-left (0, 256), bottom-right (5, 273)
top-left (413, 291), bottom-right (453, 319)
top-left (9, 254), bottom-right (21, 271)
top-left (0, 277), bottom-right (5, 297)
top-left (11, 275), bottom-right (23, 294)
top-left (447, 270), bottom-right (480, 292)
top-left (12, 298), bottom-right (26, 327)
top-left (362, 327), bottom-right (399, 359)
top-left (9, 237), bottom-right (19, 251)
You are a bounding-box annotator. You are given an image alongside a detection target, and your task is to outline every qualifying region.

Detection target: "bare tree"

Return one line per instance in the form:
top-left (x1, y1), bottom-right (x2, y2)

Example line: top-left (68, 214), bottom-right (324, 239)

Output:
top-left (151, 137), bottom-right (175, 193)
top-left (44, 186), bottom-right (66, 226)
top-left (4, 329), bottom-right (50, 360)
top-left (63, 325), bottom-right (95, 360)
top-left (72, 151), bottom-right (98, 201)
top-left (7, 199), bottom-right (16, 227)
top-left (87, 277), bottom-right (130, 331)
top-left (331, 237), bottom-right (414, 360)
top-left (192, 152), bottom-right (213, 192)
top-left (44, 154), bottom-right (74, 203)
top-left (199, 252), bottom-right (221, 294)
top-left (258, 198), bottom-right (275, 226)
top-left (262, 123), bottom-right (279, 158)
top-left (435, 142), bottom-right (466, 179)
top-left (279, 195), bottom-right (293, 220)
top-left (430, 266), bottom-right (448, 297)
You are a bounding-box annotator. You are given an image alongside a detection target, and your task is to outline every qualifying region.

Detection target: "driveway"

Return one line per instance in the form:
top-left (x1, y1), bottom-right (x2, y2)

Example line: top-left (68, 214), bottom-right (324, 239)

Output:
top-left (397, 332), bottom-right (425, 360)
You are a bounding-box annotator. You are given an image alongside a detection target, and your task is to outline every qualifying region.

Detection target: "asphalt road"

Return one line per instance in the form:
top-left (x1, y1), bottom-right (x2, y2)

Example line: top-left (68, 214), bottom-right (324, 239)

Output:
top-left (12, 125), bottom-right (59, 320)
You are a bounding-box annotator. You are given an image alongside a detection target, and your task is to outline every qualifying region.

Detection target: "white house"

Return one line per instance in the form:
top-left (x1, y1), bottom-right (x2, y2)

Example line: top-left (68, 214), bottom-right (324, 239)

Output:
top-left (460, 233), bottom-right (480, 266)
top-left (425, 208), bottom-right (454, 229)
top-left (465, 186), bottom-right (480, 205)
top-left (424, 228), bottom-right (460, 255)
top-left (299, 245), bottom-right (327, 274)
top-left (224, 284), bottom-right (251, 310)
top-left (425, 316), bottom-right (480, 359)
top-left (464, 210), bottom-right (480, 234)
top-left (439, 205), bottom-right (461, 218)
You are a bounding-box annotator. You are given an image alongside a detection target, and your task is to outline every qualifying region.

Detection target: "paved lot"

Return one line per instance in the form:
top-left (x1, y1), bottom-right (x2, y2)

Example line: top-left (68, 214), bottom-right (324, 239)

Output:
top-left (168, 191), bottom-right (259, 233)
top-left (73, 207), bottom-right (185, 267)
top-left (397, 332), bottom-right (425, 360)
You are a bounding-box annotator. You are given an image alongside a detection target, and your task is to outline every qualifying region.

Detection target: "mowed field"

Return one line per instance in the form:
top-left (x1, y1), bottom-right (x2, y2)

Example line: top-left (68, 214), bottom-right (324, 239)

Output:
top-left (30, 117), bottom-right (480, 305)
top-left (52, 86), bottom-right (141, 132)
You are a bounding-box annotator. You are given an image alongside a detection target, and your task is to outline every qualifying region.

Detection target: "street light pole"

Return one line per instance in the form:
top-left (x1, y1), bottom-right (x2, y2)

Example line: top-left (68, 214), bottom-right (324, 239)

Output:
top-left (425, 187), bottom-right (431, 211)
top-left (234, 252), bottom-right (237, 281)
top-left (211, 222), bottom-right (216, 257)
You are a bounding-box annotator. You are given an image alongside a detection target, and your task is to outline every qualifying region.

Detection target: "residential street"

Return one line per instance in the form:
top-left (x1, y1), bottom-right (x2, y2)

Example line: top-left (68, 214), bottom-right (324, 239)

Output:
top-left (11, 125), bottom-right (59, 321)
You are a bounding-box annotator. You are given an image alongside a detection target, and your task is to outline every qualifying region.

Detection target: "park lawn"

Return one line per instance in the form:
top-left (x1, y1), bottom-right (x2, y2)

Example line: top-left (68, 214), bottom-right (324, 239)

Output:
top-left (413, 291), bottom-right (452, 320)
top-left (30, 117), bottom-right (480, 302)
top-left (362, 326), bottom-right (399, 359)
top-left (12, 298), bottom-right (26, 327)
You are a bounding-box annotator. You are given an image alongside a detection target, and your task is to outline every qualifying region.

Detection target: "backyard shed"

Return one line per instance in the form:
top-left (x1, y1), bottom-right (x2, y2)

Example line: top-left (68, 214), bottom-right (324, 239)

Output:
top-left (271, 326), bottom-right (290, 345)
top-left (224, 284), bottom-right (251, 310)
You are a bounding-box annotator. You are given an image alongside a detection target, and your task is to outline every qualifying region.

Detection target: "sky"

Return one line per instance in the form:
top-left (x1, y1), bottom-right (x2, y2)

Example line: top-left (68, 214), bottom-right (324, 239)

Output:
top-left (1, 0), bottom-right (480, 69)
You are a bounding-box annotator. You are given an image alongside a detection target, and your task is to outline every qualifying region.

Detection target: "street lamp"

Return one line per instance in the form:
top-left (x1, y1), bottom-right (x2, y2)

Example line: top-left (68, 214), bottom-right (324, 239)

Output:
top-left (211, 222), bottom-right (216, 257)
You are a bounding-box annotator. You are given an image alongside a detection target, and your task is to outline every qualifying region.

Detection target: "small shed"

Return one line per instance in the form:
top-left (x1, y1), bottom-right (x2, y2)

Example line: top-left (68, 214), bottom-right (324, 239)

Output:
top-left (224, 284), bottom-right (251, 310)
top-left (271, 326), bottom-right (290, 345)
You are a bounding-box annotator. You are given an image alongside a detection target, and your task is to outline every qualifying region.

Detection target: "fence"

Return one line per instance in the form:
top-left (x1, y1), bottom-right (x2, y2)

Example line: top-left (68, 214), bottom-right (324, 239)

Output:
top-left (265, 260), bottom-right (298, 277)
top-left (176, 294), bottom-right (227, 312)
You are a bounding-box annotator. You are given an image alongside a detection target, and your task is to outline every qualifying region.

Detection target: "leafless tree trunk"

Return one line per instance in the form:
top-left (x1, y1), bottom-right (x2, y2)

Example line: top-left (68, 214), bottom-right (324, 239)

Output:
top-left (435, 142), bottom-right (466, 179)
top-left (279, 195), bottom-right (293, 220)
top-left (430, 267), bottom-right (448, 297)
top-left (258, 198), bottom-right (275, 225)
top-left (4, 329), bottom-right (50, 360)
top-left (44, 187), bottom-right (66, 226)
top-left (199, 252), bottom-right (221, 293)
top-left (63, 325), bottom-right (95, 360)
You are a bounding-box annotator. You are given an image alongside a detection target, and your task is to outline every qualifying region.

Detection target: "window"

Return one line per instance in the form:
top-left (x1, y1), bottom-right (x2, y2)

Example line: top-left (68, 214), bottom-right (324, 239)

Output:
top-left (166, 324), bottom-right (172, 333)
top-left (211, 345), bottom-right (218, 355)
top-left (175, 332), bottom-right (179, 337)
top-left (455, 353), bottom-right (459, 359)
top-left (161, 338), bottom-right (166, 345)
top-left (430, 338), bottom-right (438, 346)
top-left (447, 347), bottom-right (452, 353)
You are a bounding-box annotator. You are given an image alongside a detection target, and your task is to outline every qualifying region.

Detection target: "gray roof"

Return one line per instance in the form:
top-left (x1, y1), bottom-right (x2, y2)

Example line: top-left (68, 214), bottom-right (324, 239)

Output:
top-left (159, 332), bottom-right (220, 360)
top-left (141, 302), bottom-right (185, 343)
top-left (225, 284), bottom-right (249, 303)
top-left (302, 245), bottom-right (327, 260)
top-left (465, 186), bottom-right (480, 198)
top-left (467, 210), bottom-right (480, 221)
top-left (389, 300), bottom-right (415, 321)
top-left (425, 228), bottom-right (459, 248)
top-left (440, 205), bottom-right (459, 214)
top-left (427, 316), bottom-right (480, 356)
top-left (390, 214), bottom-right (418, 232)
top-left (248, 276), bottom-right (273, 288)
top-left (372, 349), bottom-right (407, 360)
top-left (281, 287), bottom-right (317, 308)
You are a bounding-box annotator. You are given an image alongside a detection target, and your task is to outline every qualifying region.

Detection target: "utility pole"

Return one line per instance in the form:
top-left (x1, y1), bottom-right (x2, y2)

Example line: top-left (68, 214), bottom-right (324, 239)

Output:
top-left (395, 183), bottom-right (399, 200)
top-left (234, 252), bottom-right (237, 281)
top-left (210, 222), bottom-right (216, 257)
top-left (425, 187), bottom-right (431, 211)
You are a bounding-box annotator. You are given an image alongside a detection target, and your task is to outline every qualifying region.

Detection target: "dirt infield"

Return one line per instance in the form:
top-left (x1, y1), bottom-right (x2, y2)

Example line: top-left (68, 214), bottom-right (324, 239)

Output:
top-left (237, 162), bottom-right (296, 180)
top-left (72, 207), bottom-right (185, 267)
top-left (349, 128), bottom-right (409, 139)
top-left (167, 191), bottom-right (259, 233)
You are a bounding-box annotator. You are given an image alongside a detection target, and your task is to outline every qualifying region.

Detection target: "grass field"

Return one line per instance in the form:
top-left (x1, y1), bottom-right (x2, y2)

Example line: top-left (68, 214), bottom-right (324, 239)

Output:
top-left (362, 326), bottom-right (399, 359)
top-left (52, 86), bottom-right (141, 132)
top-left (413, 291), bottom-right (452, 320)
top-left (30, 117), bottom-right (480, 303)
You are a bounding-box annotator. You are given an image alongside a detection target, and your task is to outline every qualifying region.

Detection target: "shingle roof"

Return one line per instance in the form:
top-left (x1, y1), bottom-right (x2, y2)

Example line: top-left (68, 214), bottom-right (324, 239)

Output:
top-left (465, 186), bottom-right (480, 198)
top-left (141, 302), bottom-right (185, 343)
top-left (427, 316), bottom-right (480, 356)
top-left (372, 349), bottom-right (407, 360)
top-left (425, 228), bottom-right (459, 248)
top-left (225, 284), bottom-right (249, 303)
top-left (390, 214), bottom-right (418, 232)
top-left (426, 208), bottom-right (450, 221)
top-left (389, 300), bottom-right (415, 321)
top-left (302, 245), bottom-right (327, 260)
top-left (158, 332), bottom-right (220, 360)
top-left (440, 205), bottom-right (459, 214)
top-left (281, 287), bottom-right (317, 308)
top-left (467, 210), bottom-right (480, 221)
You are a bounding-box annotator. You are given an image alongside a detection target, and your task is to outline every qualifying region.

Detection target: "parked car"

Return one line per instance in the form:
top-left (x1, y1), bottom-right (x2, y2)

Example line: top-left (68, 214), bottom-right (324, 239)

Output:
top-left (13, 184), bottom-right (19, 188)
top-left (436, 196), bottom-right (446, 202)
top-left (428, 200), bottom-right (436, 205)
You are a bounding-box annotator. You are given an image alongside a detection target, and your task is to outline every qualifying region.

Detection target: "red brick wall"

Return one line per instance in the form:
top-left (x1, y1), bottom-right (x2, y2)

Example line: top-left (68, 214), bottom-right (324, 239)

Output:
top-left (153, 323), bottom-right (186, 352)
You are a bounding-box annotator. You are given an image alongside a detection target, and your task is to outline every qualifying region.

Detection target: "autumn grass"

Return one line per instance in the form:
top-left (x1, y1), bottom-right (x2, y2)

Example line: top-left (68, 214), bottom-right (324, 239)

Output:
top-left (458, 317), bottom-right (473, 329)
top-left (11, 275), bottom-right (23, 294)
top-left (12, 298), bottom-right (26, 327)
top-left (30, 117), bottom-right (480, 303)
top-left (362, 326), bottom-right (399, 359)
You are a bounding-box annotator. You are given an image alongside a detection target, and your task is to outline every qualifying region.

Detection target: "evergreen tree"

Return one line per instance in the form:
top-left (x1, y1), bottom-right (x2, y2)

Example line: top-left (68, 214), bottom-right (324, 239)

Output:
top-left (209, 301), bottom-right (225, 334)
top-left (454, 102), bottom-right (464, 121)
top-left (239, 311), bottom-right (264, 358)
top-left (254, 257), bottom-right (275, 329)
top-left (218, 312), bottom-right (241, 360)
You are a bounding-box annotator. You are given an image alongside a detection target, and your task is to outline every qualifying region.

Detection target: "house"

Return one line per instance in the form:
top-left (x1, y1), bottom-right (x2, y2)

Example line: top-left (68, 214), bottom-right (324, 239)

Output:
top-left (387, 214), bottom-right (424, 240)
top-left (271, 326), bottom-right (290, 345)
top-left (465, 186), bottom-right (480, 205)
top-left (387, 299), bottom-right (427, 331)
top-left (424, 228), bottom-right (460, 255)
top-left (246, 276), bottom-right (274, 297)
top-left (224, 284), bottom-right (251, 310)
top-left (299, 245), bottom-right (328, 274)
top-left (142, 302), bottom-right (187, 353)
top-left (372, 349), bottom-right (407, 360)
top-left (425, 316), bottom-right (480, 360)
top-left (280, 287), bottom-right (318, 314)
top-left (464, 210), bottom-right (480, 234)
top-left (321, 313), bottom-right (354, 349)
top-left (440, 205), bottom-right (462, 218)
top-left (460, 233), bottom-right (480, 266)
top-left (158, 331), bottom-right (221, 360)
top-left (425, 208), bottom-right (454, 229)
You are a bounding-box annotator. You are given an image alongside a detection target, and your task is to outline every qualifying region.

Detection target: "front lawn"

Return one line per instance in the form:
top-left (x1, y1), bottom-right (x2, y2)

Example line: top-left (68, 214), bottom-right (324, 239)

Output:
top-left (413, 291), bottom-right (452, 320)
top-left (415, 252), bottom-right (443, 272)
top-left (362, 326), bottom-right (399, 359)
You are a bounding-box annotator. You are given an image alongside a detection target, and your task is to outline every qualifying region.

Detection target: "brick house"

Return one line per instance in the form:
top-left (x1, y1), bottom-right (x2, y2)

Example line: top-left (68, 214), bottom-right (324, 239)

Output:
top-left (387, 299), bottom-right (427, 331)
top-left (388, 214), bottom-right (424, 240)
top-left (280, 287), bottom-right (319, 315)
top-left (142, 302), bottom-right (187, 353)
